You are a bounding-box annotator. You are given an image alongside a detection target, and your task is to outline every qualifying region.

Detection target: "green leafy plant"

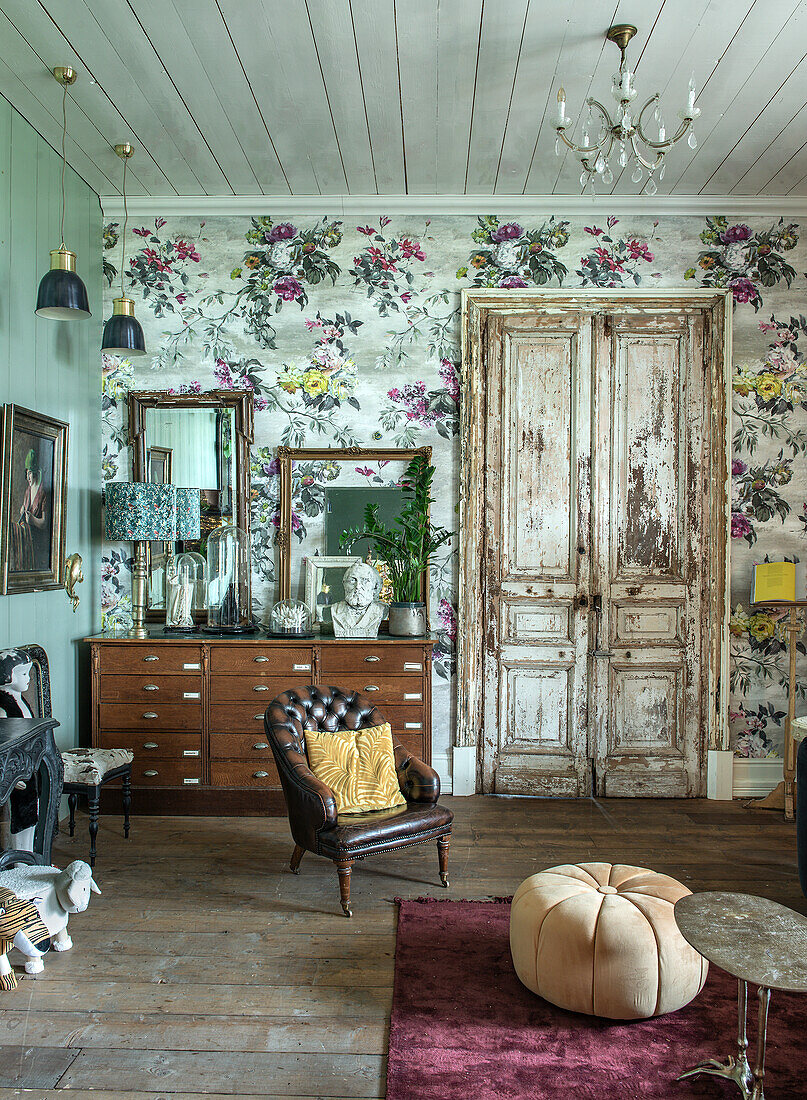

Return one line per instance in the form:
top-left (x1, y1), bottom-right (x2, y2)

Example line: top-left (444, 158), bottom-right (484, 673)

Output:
top-left (340, 454), bottom-right (454, 602)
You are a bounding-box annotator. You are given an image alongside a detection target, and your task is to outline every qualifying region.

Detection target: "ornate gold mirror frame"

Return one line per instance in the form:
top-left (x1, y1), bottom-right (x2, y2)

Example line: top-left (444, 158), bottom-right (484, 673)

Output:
top-left (128, 389), bottom-right (254, 621)
top-left (276, 445), bottom-right (432, 608)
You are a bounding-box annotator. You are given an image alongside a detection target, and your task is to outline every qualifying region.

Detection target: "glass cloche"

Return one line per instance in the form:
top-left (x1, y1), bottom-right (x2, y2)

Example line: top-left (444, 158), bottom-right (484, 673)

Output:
top-left (269, 599), bottom-right (312, 637)
top-left (165, 552), bottom-right (207, 631)
top-left (204, 525), bottom-right (255, 633)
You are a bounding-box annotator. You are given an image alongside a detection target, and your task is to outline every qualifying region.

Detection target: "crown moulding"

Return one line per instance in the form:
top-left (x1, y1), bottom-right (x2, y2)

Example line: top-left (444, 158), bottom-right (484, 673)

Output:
top-left (98, 193), bottom-right (807, 219)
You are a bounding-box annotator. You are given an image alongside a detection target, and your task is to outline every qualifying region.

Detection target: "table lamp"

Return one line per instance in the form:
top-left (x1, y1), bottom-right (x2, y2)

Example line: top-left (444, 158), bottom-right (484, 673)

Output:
top-left (104, 482), bottom-right (177, 638)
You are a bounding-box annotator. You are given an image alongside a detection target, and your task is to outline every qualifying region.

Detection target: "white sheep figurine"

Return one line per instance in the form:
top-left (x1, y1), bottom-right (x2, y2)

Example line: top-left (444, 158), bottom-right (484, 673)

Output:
top-left (0, 861), bottom-right (100, 971)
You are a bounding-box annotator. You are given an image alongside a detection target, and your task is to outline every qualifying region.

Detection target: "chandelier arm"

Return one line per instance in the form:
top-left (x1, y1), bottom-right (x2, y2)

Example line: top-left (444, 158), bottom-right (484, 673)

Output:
top-left (634, 95), bottom-right (691, 151)
top-left (586, 97), bottom-right (614, 135)
top-left (556, 126), bottom-right (609, 158)
top-left (629, 133), bottom-right (664, 172)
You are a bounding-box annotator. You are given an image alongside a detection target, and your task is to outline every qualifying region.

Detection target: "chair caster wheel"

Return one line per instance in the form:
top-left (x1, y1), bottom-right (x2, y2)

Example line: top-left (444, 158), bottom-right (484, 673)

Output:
top-left (440, 874), bottom-right (449, 888)
top-left (342, 904), bottom-right (353, 918)
top-left (291, 867), bottom-right (300, 875)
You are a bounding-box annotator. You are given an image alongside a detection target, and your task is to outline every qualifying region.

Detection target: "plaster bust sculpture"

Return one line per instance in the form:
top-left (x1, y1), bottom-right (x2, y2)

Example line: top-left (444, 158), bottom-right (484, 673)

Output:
top-left (331, 561), bottom-right (385, 639)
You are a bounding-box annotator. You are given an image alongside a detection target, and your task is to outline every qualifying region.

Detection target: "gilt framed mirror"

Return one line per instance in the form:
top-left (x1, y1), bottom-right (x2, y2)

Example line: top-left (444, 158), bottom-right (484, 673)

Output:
top-left (274, 446), bottom-right (431, 630)
top-left (128, 390), bottom-right (254, 620)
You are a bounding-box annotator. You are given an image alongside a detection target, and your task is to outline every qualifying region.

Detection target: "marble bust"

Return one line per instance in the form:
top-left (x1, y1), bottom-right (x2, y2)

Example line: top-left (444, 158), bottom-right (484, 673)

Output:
top-left (331, 561), bottom-right (385, 639)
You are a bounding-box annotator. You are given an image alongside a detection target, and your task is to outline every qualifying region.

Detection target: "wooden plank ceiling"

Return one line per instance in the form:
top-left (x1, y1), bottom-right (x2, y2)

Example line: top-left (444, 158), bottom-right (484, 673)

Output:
top-left (0, 0), bottom-right (806, 199)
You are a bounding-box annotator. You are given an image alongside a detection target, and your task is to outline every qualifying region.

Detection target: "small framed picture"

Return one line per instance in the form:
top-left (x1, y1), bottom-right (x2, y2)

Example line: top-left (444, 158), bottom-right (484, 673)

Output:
top-left (304, 555), bottom-right (394, 630)
top-left (148, 446), bottom-right (173, 486)
top-left (0, 405), bottom-right (69, 594)
top-left (304, 555), bottom-right (360, 630)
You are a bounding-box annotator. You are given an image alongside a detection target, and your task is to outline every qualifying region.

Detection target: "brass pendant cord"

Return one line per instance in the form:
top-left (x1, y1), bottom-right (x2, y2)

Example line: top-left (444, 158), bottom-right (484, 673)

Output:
top-left (119, 153), bottom-right (128, 299)
top-left (59, 80), bottom-right (67, 250)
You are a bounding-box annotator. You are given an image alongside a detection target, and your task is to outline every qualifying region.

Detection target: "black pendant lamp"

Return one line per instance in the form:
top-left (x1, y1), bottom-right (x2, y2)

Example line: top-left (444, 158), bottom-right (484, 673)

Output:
top-left (101, 143), bottom-right (146, 357)
top-left (35, 67), bottom-right (91, 320)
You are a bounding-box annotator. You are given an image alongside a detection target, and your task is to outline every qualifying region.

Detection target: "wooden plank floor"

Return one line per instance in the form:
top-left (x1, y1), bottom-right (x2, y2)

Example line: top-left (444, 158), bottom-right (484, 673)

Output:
top-left (0, 795), bottom-right (801, 1098)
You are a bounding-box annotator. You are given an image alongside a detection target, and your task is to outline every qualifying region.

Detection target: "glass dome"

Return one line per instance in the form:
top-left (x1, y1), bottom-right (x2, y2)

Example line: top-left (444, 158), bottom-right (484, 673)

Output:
top-left (269, 599), bottom-right (312, 637)
top-left (205, 525), bottom-right (253, 632)
top-left (165, 552), bottom-right (207, 630)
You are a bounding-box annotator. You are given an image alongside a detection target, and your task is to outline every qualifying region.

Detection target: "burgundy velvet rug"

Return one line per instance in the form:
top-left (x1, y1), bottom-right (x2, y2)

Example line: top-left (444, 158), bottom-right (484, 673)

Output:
top-left (387, 898), bottom-right (807, 1100)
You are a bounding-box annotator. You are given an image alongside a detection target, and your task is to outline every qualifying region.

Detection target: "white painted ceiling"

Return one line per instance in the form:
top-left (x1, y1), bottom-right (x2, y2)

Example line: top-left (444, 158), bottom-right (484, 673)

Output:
top-left (1, 0), bottom-right (807, 205)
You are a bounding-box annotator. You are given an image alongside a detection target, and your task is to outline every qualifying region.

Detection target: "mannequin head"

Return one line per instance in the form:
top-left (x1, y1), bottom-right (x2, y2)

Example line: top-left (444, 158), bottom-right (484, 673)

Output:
top-left (0, 650), bottom-right (32, 695)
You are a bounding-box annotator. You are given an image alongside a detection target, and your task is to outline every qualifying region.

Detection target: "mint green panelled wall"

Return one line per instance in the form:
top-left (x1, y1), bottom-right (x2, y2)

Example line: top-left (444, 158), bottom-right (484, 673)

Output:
top-left (0, 97), bottom-right (102, 749)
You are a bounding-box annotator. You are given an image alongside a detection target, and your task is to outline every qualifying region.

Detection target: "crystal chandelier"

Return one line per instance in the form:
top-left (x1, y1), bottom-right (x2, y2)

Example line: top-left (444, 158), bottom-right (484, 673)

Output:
top-left (554, 25), bottom-right (700, 196)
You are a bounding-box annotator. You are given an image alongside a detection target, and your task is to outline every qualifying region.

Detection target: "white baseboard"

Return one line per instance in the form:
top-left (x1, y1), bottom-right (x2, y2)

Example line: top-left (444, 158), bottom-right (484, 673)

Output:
top-left (451, 746), bottom-right (477, 796)
top-left (433, 752), bottom-right (452, 794)
top-left (732, 758), bottom-right (783, 798)
top-left (707, 749), bottom-right (734, 800)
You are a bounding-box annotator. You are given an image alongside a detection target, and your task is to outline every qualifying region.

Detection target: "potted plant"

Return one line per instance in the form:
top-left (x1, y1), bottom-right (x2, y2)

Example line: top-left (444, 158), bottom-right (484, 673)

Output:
top-left (340, 454), bottom-right (454, 636)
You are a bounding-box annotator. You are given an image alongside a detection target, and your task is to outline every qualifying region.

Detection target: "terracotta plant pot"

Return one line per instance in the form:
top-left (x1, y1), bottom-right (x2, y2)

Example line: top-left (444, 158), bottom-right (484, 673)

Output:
top-left (388, 601), bottom-right (427, 636)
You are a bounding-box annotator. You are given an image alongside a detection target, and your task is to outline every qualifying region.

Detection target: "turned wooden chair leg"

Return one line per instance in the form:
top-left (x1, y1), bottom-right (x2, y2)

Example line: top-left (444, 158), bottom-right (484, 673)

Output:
top-left (67, 793), bottom-right (77, 837)
top-left (121, 771), bottom-right (132, 839)
top-left (438, 835), bottom-right (450, 888)
top-left (335, 859), bottom-right (353, 918)
top-left (290, 844), bottom-right (305, 874)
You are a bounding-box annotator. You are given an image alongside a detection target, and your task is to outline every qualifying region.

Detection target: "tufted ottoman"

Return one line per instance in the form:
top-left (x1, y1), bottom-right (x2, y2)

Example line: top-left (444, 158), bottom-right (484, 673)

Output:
top-left (510, 862), bottom-right (708, 1019)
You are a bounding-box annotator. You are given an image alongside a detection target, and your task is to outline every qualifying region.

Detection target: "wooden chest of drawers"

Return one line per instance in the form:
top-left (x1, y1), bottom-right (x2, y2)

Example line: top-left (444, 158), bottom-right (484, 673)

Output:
top-left (87, 634), bottom-right (434, 815)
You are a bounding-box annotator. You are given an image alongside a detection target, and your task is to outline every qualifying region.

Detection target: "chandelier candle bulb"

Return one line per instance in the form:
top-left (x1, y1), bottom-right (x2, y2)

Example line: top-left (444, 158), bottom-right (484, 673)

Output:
top-left (556, 87), bottom-right (567, 127)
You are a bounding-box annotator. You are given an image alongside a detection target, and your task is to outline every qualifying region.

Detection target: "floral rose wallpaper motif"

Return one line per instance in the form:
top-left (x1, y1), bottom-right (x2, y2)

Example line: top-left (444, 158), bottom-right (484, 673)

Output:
top-left (101, 211), bottom-right (807, 766)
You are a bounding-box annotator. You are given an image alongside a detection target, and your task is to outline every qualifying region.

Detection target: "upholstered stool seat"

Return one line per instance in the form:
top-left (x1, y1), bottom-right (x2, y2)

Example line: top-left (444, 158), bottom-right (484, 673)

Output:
top-left (510, 862), bottom-right (708, 1020)
top-left (60, 749), bottom-right (133, 868)
top-left (61, 748), bottom-right (133, 785)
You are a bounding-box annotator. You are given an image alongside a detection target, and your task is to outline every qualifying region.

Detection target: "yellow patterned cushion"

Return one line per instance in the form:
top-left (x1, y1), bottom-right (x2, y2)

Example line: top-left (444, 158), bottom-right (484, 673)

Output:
top-left (306, 722), bottom-right (406, 815)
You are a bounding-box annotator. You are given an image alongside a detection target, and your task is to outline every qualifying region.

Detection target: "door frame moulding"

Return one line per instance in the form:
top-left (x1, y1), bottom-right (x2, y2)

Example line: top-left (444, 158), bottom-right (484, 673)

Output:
top-left (456, 288), bottom-right (732, 795)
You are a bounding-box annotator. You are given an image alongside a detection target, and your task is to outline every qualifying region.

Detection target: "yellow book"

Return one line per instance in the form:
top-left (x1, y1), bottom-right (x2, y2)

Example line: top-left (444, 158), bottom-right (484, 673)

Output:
top-left (751, 561), bottom-right (805, 604)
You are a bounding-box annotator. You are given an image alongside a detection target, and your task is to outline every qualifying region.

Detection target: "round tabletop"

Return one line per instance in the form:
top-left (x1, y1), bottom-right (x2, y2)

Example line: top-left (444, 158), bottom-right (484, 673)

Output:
top-left (675, 892), bottom-right (807, 993)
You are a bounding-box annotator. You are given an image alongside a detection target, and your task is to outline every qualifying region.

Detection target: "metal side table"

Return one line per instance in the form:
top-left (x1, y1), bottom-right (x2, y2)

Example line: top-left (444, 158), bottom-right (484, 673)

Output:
top-left (674, 891), bottom-right (807, 1100)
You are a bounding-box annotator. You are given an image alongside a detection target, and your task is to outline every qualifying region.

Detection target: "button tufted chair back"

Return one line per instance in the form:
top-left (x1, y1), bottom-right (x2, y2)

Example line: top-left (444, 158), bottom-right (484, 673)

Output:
top-left (266, 685), bottom-right (385, 759)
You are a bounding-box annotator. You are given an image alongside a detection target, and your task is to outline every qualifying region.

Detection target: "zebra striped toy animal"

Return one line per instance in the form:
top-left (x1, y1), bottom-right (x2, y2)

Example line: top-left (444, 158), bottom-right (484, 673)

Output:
top-left (0, 886), bottom-right (51, 989)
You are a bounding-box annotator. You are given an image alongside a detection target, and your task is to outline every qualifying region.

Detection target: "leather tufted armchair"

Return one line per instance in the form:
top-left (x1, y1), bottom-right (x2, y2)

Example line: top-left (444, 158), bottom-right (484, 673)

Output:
top-left (265, 685), bottom-right (453, 917)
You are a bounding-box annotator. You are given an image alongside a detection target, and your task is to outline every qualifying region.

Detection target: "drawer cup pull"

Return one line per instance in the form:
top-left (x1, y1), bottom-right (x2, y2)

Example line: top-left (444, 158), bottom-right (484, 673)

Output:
top-left (364, 685), bottom-right (379, 692)
top-left (143, 684), bottom-right (159, 691)
top-left (364, 655), bottom-right (380, 663)
top-left (253, 713), bottom-right (264, 720)
top-left (143, 741), bottom-right (159, 749)
top-left (143, 712), bottom-right (158, 719)
top-left (253, 656), bottom-right (270, 663)
top-left (144, 770), bottom-right (159, 777)
top-left (253, 685), bottom-right (269, 692)
top-left (253, 771), bottom-right (269, 778)
top-left (253, 742), bottom-right (269, 750)
top-left (143, 655), bottom-right (159, 663)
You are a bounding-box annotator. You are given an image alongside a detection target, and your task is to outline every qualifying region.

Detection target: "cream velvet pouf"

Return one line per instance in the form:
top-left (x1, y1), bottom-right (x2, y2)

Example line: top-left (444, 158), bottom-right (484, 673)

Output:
top-left (510, 862), bottom-right (708, 1019)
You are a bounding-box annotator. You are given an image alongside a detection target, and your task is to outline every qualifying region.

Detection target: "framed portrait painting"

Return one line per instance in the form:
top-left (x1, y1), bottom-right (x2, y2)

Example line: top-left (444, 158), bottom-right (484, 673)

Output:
top-left (0, 405), bottom-right (69, 594)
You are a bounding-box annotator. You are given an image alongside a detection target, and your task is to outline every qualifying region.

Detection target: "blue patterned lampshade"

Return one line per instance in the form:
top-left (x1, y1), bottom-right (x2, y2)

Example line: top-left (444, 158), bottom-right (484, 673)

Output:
top-left (175, 488), bottom-right (201, 540)
top-left (104, 482), bottom-right (177, 541)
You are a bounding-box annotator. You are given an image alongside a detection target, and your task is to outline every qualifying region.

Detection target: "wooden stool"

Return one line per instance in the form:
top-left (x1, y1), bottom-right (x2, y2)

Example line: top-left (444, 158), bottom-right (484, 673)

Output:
top-left (61, 749), bottom-right (134, 867)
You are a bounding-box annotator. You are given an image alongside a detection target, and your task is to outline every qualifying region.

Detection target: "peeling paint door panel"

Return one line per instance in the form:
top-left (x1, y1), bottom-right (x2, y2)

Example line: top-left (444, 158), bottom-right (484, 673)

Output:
top-left (591, 312), bottom-right (706, 796)
top-left (482, 313), bottom-right (592, 795)
top-left (481, 306), bottom-right (709, 797)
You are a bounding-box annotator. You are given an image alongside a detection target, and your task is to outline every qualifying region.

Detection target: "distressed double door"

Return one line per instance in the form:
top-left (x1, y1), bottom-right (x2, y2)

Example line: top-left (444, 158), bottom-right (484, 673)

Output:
top-left (481, 306), bottom-right (710, 797)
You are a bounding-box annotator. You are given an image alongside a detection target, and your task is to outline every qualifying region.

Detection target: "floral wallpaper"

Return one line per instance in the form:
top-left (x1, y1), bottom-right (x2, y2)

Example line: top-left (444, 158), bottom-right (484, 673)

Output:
top-left (101, 210), bottom-right (807, 765)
